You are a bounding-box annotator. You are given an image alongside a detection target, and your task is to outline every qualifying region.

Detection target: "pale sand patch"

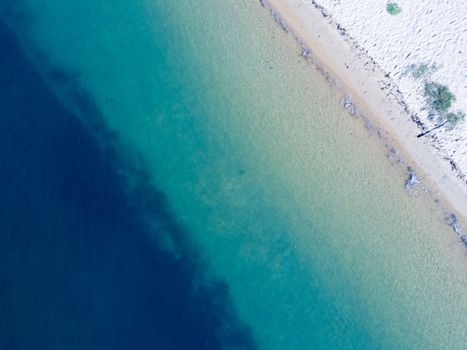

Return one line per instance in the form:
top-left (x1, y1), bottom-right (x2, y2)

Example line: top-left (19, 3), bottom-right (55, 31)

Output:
top-left (261, 0), bottom-right (467, 230)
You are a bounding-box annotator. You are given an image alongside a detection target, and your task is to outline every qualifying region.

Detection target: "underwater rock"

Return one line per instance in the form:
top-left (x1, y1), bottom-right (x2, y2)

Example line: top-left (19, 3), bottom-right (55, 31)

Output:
top-left (342, 95), bottom-right (356, 115)
top-left (448, 214), bottom-right (467, 245)
top-left (405, 168), bottom-right (419, 190)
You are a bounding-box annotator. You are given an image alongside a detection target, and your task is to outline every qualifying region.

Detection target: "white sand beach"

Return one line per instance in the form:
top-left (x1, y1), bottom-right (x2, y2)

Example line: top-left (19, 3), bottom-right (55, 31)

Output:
top-left (261, 0), bottom-right (467, 230)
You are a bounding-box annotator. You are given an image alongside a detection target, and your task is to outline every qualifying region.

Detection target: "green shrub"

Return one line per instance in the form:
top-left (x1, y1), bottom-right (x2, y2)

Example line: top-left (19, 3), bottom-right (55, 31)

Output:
top-left (405, 63), bottom-right (438, 79)
top-left (446, 111), bottom-right (465, 126)
top-left (386, 3), bottom-right (402, 15)
top-left (424, 82), bottom-right (456, 112)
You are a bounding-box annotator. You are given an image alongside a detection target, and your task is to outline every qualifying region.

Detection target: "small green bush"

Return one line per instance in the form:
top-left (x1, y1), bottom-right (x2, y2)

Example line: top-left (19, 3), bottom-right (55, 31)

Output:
top-left (405, 63), bottom-right (438, 80)
top-left (424, 82), bottom-right (456, 112)
top-left (446, 111), bottom-right (465, 126)
top-left (386, 3), bottom-right (402, 15)
top-left (410, 64), bottom-right (429, 79)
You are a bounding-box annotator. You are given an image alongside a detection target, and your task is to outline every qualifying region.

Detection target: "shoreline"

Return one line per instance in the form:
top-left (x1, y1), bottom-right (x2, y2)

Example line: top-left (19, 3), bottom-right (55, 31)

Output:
top-left (260, 0), bottom-right (467, 242)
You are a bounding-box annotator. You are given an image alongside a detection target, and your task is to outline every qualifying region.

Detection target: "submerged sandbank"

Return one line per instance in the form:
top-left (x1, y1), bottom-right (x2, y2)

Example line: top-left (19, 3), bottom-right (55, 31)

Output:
top-left (261, 0), bottom-right (467, 239)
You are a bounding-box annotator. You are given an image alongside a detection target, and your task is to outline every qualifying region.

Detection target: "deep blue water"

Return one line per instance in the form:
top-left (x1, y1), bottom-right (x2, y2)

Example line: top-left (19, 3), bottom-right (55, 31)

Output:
top-left (0, 20), bottom-right (256, 350)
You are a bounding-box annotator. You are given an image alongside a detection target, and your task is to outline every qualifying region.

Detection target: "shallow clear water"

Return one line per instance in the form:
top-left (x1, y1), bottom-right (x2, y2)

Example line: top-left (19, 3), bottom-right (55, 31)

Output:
top-left (1, 0), bottom-right (466, 349)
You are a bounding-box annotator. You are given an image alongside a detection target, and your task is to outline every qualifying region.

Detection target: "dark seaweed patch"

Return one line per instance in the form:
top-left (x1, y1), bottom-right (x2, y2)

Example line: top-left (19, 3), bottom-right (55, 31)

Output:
top-left (0, 18), bottom-right (256, 350)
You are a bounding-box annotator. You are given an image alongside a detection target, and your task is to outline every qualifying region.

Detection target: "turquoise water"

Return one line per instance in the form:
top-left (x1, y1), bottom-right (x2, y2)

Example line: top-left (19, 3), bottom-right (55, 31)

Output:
top-left (2, 0), bottom-right (466, 349)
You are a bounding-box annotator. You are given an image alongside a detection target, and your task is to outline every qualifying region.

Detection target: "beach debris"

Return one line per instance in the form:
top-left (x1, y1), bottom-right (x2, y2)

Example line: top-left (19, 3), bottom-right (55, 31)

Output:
top-left (416, 114), bottom-right (463, 137)
top-left (342, 95), bottom-right (356, 115)
top-left (301, 45), bottom-right (311, 58)
top-left (364, 118), bottom-right (374, 131)
top-left (447, 214), bottom-right (467, 245)
top-left (387, 147), bottom-right (399, 163)
top-left (405, 168), bottom-right (419, 190)
top-left (417, 120), bottom-right (448, 138)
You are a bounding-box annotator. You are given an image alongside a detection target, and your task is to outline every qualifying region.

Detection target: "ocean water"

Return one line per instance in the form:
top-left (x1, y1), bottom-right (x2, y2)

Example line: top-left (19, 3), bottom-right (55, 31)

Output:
top-left (1, 0), bottom-right (466, 349)
top-left (0, 19), bottom-right (256, 350)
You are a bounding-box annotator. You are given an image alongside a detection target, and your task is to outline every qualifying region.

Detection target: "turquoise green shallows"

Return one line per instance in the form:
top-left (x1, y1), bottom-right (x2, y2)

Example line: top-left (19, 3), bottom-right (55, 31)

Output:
top-left (16, 0), bottom-right (467, 348)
